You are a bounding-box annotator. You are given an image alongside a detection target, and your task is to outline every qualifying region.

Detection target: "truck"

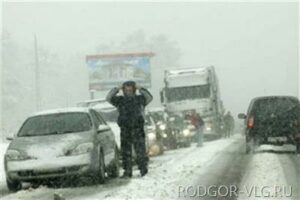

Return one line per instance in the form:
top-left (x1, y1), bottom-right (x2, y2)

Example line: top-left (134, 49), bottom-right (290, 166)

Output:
top-left (160, 66), bottom-right (224, 140)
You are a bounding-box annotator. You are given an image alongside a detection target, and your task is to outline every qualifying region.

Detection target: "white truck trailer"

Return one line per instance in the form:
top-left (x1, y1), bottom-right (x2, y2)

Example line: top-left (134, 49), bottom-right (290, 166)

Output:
top-left (160, 66), bottom-right (224, 139)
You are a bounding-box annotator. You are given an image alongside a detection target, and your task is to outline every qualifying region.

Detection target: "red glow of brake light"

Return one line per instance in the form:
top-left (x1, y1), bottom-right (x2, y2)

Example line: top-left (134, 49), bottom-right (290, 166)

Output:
top-left (248, 117), bottom-right (254, 129)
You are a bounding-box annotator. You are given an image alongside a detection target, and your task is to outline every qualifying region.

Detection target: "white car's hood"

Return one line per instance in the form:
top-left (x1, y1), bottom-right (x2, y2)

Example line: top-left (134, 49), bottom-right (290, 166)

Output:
top-left (8, 131), bottom-right (94, 159)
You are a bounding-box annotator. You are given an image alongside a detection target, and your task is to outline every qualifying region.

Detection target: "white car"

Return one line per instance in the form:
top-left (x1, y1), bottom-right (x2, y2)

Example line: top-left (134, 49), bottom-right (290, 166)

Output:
top-left (4, 107), bottom-right (120, 191)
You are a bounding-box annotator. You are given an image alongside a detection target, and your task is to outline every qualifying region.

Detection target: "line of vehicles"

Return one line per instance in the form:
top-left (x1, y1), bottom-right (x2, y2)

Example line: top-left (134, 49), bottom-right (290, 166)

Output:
top-left (4, 65), bottom-right (299, 192)
top-left (4, 66), bottom-right (229, 191)
top-left (78, 66), bottom-right (227, 156)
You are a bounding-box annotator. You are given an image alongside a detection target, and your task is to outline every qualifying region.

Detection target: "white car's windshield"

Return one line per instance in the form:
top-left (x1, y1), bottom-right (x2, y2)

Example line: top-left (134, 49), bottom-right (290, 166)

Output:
top-left (18, 112), bottom-right (92, 136)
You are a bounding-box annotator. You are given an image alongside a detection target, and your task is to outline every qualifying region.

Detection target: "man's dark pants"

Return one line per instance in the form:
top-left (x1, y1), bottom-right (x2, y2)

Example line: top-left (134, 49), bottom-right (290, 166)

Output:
top-left (120, 124), bottom-right (148, 175)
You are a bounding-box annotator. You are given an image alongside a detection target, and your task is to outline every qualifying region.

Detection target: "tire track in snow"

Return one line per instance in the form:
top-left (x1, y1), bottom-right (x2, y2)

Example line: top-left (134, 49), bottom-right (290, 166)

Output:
top-left (238, 145), bottom-right (296, 200)
top-left (278, 153), bottom-right (300, 200)
top-left (179, 137), bottom-right (250, 200)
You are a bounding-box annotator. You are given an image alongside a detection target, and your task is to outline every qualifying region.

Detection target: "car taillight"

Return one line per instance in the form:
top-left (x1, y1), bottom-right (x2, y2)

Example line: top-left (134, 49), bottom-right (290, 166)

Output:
top-left (247, 116), bottom-right (254, 129)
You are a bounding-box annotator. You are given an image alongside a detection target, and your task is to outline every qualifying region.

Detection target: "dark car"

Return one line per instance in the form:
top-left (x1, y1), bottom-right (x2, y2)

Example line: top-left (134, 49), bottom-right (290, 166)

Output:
top-left (238, 96), bottom-right (300, 154)
top-left (4, 108), bottom-right (120, 191)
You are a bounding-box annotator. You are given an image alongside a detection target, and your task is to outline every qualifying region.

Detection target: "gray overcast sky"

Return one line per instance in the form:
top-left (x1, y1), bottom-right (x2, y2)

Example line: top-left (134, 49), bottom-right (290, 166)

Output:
top-left (2, 2), bottom-right (299, 113)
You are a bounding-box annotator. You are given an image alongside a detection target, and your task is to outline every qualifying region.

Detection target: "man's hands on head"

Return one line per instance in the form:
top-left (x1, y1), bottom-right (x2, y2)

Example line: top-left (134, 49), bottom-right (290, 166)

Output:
top-left (117, 86), bottom-right (122, 92)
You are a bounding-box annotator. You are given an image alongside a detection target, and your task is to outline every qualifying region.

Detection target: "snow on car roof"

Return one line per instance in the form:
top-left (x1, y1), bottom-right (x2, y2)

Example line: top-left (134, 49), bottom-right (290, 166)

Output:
top-left (77, 99), bottom-right (115, 110)
top-left (252, 95), bottom-right (299, 102)
top-left (77, 98), bottom-right (106, 105)
top-left (92, 102), bottom-right (115, 110)
top-left (31, 107), bottom-right (90, 117)
top-left (147, 107), bottom-right (165, 112)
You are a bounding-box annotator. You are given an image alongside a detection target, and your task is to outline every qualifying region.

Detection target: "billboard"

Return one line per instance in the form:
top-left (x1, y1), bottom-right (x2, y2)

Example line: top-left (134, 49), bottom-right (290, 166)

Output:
top-left (86, 52), bottom-right (154, 91)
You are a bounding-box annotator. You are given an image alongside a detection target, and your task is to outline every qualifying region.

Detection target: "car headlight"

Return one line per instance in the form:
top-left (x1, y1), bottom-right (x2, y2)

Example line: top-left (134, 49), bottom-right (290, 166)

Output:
top-left (187, 124), bottom-right (195, 130)
top-left (183, 129), bottom-right (190, 137)
top-left (159, 124), bottom-right (166, 131)
top-left (71, 143), bottom-right (94, 155)
top-left (148, 132), bottom-right (156, 141)
top-left (5, 149), bottom-right (28, 161)
top-left (206, 127), bottom-right (212, 131)
top-left (205, 122), bottom-right (213, 131)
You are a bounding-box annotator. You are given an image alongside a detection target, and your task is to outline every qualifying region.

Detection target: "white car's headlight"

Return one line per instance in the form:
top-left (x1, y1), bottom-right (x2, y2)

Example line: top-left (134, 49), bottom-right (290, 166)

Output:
top-left (5, 149), bottom-right (27, 161)
top-left (183, 129), bottom-right (190, 137)
top-left (148, 132), bottom-right (156, 141)
top-left (71, 143), bottom-right (94, 155)
top-left (159, 124), bottom-right (166, 131)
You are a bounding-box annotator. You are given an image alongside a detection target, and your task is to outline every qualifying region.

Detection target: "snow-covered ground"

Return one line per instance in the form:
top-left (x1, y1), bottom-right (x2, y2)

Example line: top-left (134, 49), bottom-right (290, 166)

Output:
top-left (1, 135), bottom-right (299, 200)
top-left (0, 136), bottom-right (239, 200)
top-left (0, 142), bottom-right (10, 197)
top-left (238, 145), bottom-right (299, 200)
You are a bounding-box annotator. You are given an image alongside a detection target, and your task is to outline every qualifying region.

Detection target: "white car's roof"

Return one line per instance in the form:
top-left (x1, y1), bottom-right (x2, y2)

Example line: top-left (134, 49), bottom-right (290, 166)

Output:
top-left (148, 107), bottom-right (165, 113)
top-left (31, 107), bottom-right (90, 117)
top-left (77, 98), bottom-right (106, 105)
top-left (77, 98), bottom-right (115, 110)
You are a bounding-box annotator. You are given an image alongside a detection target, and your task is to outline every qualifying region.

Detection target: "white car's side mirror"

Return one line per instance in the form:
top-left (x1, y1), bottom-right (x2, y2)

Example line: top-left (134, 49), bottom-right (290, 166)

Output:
top-left (97, 124), bottom-right (110, 133)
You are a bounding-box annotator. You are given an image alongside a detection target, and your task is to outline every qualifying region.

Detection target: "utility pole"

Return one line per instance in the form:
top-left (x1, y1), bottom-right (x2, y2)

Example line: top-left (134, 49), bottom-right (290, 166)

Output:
top-left (34, 34), bottom-right (40, 111)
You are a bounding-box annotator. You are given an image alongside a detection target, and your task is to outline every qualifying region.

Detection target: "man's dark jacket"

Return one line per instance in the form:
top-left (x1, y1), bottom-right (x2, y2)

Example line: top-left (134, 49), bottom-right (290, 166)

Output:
top-left (106, 87), bottom-right (153, 127)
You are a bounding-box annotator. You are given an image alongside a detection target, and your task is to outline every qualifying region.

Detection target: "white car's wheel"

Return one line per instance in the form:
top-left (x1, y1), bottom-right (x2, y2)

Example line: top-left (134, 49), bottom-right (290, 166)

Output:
top-left (96, 151), bottom-right (106, 184)
top-left (107, 147), bottom-right (120, 178)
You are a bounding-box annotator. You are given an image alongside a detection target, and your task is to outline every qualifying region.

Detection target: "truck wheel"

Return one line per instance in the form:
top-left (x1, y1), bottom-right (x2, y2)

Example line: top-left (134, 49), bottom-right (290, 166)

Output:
top-left (107, 147), bottom-right (120, 178)
top-left (6, 178), bottom-right (21, 192)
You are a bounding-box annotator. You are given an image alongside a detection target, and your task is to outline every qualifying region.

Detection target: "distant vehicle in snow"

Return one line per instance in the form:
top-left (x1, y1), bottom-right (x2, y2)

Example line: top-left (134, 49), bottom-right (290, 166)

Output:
top-left (166, 113), bottom-right (193, 148)
top-left (145, 113), bottom-right (164, 156)
top-left (4, 107), bottom-right (120, 191)
top-left (238, 96), bottom-right (300, 154)
top-left (147, 107), bottom-right (173, 150)
top-left (160, 66), bottom-right (225, 140)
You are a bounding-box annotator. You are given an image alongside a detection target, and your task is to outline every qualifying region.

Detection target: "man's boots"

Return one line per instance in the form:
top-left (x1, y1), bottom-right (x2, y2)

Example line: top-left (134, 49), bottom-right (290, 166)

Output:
top-left (121, 170), bottom-right (132, 178)
top-left (140, 166), bottom-right (148, 177)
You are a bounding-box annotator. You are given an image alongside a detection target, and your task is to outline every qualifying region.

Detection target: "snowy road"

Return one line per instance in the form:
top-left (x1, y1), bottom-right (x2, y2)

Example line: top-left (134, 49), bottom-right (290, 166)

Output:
top-left (1, 135), bottom-right (299, 200)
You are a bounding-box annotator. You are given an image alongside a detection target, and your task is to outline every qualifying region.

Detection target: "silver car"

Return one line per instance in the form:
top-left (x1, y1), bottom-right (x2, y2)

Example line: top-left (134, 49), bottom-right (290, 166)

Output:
top-left (4, 107), bottom-right (120, 191)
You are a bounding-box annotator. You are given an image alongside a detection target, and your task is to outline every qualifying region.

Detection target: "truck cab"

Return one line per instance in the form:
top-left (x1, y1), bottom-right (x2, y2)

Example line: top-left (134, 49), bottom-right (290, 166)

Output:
top-left (160, 66), bottom-right (224, 140)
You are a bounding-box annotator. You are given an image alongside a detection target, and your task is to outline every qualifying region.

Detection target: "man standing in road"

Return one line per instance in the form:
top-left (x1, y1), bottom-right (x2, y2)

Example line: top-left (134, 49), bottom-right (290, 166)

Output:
top-left (190, 110), bottom-right (205, 147)
top-left (106, 81), bottom-right (153, 178)
top-left (223, 111), bottom-right (234, 137)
